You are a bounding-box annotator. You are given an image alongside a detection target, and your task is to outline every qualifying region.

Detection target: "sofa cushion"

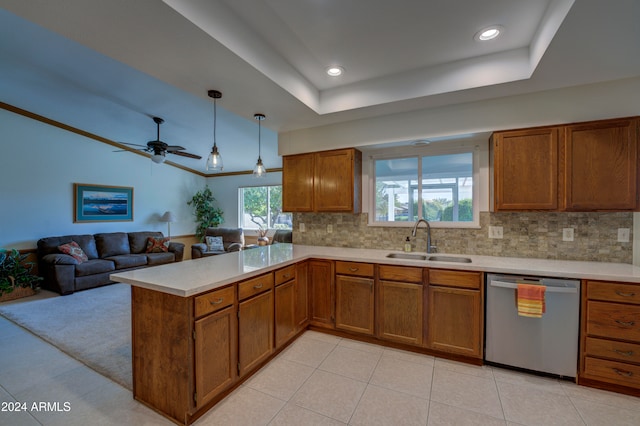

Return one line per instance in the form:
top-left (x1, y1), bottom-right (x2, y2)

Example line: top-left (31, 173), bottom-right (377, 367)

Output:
top-left (58, 241), bottom-right (88, 263)
top-left (146, 237), bottom-right (170, 253)
top-left (95, 233), bottom-right (130, 258)
top-left (129, 231), bottom-right (165, 254)
top-left (205, 236), bottom-right (224, 251)
top-left (106, 254), bottom-right (148, 270)
top-left (75, 259), bottom-right (115, 277)
top-left (38, 234), bottom-right (99, 259)
top-left (146, 252), bottom-right (176, 266)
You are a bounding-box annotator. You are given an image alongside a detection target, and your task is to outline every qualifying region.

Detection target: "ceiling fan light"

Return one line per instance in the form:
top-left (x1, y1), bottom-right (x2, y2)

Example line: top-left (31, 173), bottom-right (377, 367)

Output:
top-left (151, 152), bottom-right (166, 164)
top-left (206, 143), bottom-right (223, 171)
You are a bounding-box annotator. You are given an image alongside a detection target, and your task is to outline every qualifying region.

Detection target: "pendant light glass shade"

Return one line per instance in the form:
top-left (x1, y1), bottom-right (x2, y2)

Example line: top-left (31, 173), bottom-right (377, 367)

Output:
top-left (253, 113), bottom-right (266, 178)
top-left (206, 90), bottom-right (224, 172)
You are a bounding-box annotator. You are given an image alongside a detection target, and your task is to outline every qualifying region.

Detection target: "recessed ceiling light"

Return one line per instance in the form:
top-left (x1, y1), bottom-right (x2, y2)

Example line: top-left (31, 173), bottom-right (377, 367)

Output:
top-left (475, 26), bottom-right (503, 41)
top-left (326, 66), bottom-right (344, 77)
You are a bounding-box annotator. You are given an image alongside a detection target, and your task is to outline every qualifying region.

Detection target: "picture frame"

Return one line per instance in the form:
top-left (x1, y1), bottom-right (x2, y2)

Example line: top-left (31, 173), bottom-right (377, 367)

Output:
top-left (74, 183), bottom-right (134, 222)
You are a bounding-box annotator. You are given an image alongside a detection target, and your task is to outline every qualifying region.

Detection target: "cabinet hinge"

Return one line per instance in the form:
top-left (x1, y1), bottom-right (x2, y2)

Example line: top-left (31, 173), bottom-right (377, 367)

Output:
top-left (237, 310), bottom-right (240, 319)
top-left (237, 362), bottom-right (241, 374)
top-left (192, 329), bottom-right (196, 340)
top-left (194, 392), bottom-right (197, 403)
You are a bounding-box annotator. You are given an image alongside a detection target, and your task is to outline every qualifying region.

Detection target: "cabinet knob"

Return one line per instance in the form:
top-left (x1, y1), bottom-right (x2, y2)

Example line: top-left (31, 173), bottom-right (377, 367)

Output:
top-left (210, 298), bottom-right (224, 305)
top-left (349, 267), bottom-right (359, 272)
top-left (614, 349), bottom-right (634, 357)
top-left (615, 320), bottom-right (636, 327)
top-left (615, 290), bottom-right (636, 297)
top-left (253, 284), bottom-right (263, 289)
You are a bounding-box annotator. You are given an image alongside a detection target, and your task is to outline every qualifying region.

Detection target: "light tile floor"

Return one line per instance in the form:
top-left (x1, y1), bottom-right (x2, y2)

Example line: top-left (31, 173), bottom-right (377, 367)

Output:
top-left (2, 314), bottom-right (640, 425)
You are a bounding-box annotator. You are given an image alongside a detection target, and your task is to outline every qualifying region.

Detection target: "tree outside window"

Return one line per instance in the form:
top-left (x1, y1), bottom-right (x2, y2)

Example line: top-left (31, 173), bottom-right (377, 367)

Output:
top-left (239, 185), bottom-right (292, 230)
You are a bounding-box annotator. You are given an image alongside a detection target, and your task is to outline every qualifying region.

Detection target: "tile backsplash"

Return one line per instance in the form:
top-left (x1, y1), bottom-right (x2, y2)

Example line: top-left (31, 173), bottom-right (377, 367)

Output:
top-left (292, 211), bottom-right (633, 263)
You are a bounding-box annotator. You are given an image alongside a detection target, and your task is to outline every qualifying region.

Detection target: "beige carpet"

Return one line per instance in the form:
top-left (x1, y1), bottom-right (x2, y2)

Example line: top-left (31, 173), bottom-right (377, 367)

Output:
top-left (0, 284), bottom-right (132, 390)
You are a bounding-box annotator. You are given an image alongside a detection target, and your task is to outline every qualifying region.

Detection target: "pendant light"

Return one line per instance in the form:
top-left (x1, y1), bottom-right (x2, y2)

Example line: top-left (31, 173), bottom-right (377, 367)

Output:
top-left (253, 113), bottom-right (267, 178)
top-left (206, 90), bottom-right (223, 172)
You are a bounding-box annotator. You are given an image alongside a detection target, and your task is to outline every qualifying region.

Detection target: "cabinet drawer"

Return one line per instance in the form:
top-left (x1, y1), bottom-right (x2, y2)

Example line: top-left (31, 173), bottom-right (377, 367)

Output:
top-left (428, 269), bottom-right (481, 289)
top-left (379, 265), bottom-right (423, 283)
top-left (585, 336), bottom-right (640, 364)
top-left (586, 301), bottom-right (640, 341)
top-left (583, 356), bottom-right (640, 388)
top-left (275, 265), bottom-right (296, 286)
top-left (238, 273), bottom-right (274, 301)
top-left (335, 261), bottom-right (374, 277)
top-left (194, 286), bottom-right (235, 318)
top-left (587, 281), bottom-right (640, 305)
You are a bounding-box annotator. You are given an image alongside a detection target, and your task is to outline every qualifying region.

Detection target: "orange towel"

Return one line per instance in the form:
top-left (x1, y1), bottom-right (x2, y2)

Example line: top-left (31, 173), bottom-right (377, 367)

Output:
top-left (517, 284), bottom-right (546, 318)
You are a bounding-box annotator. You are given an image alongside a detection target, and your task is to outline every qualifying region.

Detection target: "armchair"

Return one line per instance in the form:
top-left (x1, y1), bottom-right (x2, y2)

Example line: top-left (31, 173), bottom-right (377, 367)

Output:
top-left (191, 227), bottom-right (245, 259)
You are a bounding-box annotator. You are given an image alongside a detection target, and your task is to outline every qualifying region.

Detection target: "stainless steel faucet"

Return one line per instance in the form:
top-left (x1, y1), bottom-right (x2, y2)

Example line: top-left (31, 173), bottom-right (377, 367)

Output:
top-left (411, 218), bottom-right (436, 253)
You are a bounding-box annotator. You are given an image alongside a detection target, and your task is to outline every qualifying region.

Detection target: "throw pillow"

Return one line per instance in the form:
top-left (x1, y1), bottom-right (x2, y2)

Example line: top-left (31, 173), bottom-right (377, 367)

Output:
top-left (146, 237), bottom-right (170, 253)
top-left (205, 236), bottom-right (224, 251)
top-left (58, 241), bottom-right (88, 263)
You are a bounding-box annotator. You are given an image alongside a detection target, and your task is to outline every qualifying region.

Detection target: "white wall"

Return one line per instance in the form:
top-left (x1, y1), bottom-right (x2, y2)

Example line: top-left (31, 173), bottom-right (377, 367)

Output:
top-left (0, 108), bottom-right (206, 249)
top-left (279, 76), bottom-right (640, 155)
top-left (208, 172), bottom-right (283, 229)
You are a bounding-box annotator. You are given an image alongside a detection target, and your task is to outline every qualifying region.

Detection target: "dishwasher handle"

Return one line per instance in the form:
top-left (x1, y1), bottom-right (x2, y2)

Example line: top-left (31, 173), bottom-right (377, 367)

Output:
top-left (489, 280), bottom-right (578, 294)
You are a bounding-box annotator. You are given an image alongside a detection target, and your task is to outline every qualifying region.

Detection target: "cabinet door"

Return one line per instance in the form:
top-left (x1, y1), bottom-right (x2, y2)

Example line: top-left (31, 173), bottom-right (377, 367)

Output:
top-left (335, 275), bottom-right (374, 335)
top-left (314, 149), bottom-right (362, 213)
top-left (194, 306), bottom-right (237, 407)
top-left (379, 280), bottom-right (423, 346)
top-left (275, 280), bottom-right (297, 348)
top-left (295, 261), bottom-right (310, 330)
top-left (492, 127), bottom-right (559, 210)
top-left (282, 153), bottom-right (314, 212)
top-left (427, 286), bottom-right (482, 358)
top-left (564, 118), bottom-right (638, 210)
top-left (238, 290), bottom-right (274, 377)
top-left (309, 259), bottom-right (334, 328)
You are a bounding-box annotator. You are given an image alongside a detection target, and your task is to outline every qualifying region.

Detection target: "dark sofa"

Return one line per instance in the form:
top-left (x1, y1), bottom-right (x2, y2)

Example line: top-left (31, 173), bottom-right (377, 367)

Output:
top-left (37, 231), bottom-right (184, 295)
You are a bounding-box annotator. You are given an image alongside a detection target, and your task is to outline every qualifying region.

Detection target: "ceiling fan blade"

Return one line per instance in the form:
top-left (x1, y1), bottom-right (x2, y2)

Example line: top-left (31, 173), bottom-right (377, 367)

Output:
top-left (170, 151), bottom-right (202, 160)
top-left (165, 145), bottom-right (186, 152)
top-left (118, 141), bottom-right (148, 148)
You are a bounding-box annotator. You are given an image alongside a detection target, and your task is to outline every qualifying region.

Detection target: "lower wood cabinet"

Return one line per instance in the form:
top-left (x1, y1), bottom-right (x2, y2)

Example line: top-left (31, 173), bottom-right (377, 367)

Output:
top-left (194, 305), bottom-right (237, 407)
top-left (335, 274), bottom-right (375, 335)
top-left (238, 273), bottom-right (274, 377)
top-left (427, 269), bottom-right (483, 358)
top-left (580, 280), bottom-right (640, 393)
top-left (309, 259), bottom-right (335, 328)
top-left (275, 265), bottom-right (297, 348)
top-left (295, 261), bottom-right (310, 329)
top-left (378, 265), bottom-right (424, 346)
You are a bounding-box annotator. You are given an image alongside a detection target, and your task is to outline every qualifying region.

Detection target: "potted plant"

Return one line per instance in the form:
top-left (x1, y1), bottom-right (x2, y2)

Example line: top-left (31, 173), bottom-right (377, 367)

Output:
top-left (187, 186), bottom-right (224, 242)
top-left (0, 249), bottom-right (42, 302)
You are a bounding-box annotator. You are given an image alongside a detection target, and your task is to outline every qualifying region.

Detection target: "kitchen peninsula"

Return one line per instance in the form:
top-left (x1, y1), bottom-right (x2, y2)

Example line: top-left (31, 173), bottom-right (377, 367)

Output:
top-left (111, 243), bottom-right (640, 425)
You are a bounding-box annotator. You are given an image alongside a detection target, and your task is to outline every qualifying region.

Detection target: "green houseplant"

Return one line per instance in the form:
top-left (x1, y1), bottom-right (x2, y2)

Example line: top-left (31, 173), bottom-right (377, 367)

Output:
top-left (187, 186), bottom-right (224, 241)
top-left (0, 249), bottom-right (42, 299)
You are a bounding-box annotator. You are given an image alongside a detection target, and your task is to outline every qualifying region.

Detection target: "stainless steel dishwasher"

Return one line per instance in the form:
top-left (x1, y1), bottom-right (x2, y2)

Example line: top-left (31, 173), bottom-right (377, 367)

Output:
top-left (485, 273), bottom-right (581, 378)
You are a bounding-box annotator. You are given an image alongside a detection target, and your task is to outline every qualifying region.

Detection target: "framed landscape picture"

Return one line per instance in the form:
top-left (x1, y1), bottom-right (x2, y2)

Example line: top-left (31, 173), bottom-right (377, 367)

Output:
top-left (74, 183), bottom-right (134, 222)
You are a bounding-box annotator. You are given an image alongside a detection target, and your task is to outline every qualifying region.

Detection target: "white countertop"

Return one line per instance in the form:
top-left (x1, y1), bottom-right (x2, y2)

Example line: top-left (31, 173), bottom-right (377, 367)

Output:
top-left (110, 244), bottom-right (640, 297)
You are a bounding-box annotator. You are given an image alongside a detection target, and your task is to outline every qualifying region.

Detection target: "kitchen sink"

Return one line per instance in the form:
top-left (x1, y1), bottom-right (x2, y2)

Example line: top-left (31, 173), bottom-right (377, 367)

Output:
top-left (427, 255), bottom-right (472, 263)
top-left (386, 253), bottom-right (428, 261)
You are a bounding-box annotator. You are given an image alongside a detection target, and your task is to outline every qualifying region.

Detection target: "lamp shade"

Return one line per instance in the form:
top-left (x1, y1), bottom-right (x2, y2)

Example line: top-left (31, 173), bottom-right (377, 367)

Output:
top-left (161, 211), bottom-right (176, 222)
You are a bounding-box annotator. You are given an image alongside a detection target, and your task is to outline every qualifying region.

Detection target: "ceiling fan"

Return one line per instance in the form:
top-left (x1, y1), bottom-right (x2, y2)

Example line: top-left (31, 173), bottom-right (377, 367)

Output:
top-left (118, 116), bottom-right (202, 163)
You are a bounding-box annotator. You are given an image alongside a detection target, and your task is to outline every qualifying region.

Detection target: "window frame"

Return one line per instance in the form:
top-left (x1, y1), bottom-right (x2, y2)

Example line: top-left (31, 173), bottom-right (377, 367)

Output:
top-left (367, 143), bottom-right (480, 229)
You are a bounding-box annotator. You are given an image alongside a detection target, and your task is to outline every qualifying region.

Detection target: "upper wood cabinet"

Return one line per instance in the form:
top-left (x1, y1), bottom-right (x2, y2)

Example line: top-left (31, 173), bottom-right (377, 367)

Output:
top-left (491, 127), bottom-right (560, 211)
top-left (491, 117), bottom-right (639, 212)
top-left (564, 118), bottom-right (638, 211)
top-left (282, 148), bottom-right (362, 213)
